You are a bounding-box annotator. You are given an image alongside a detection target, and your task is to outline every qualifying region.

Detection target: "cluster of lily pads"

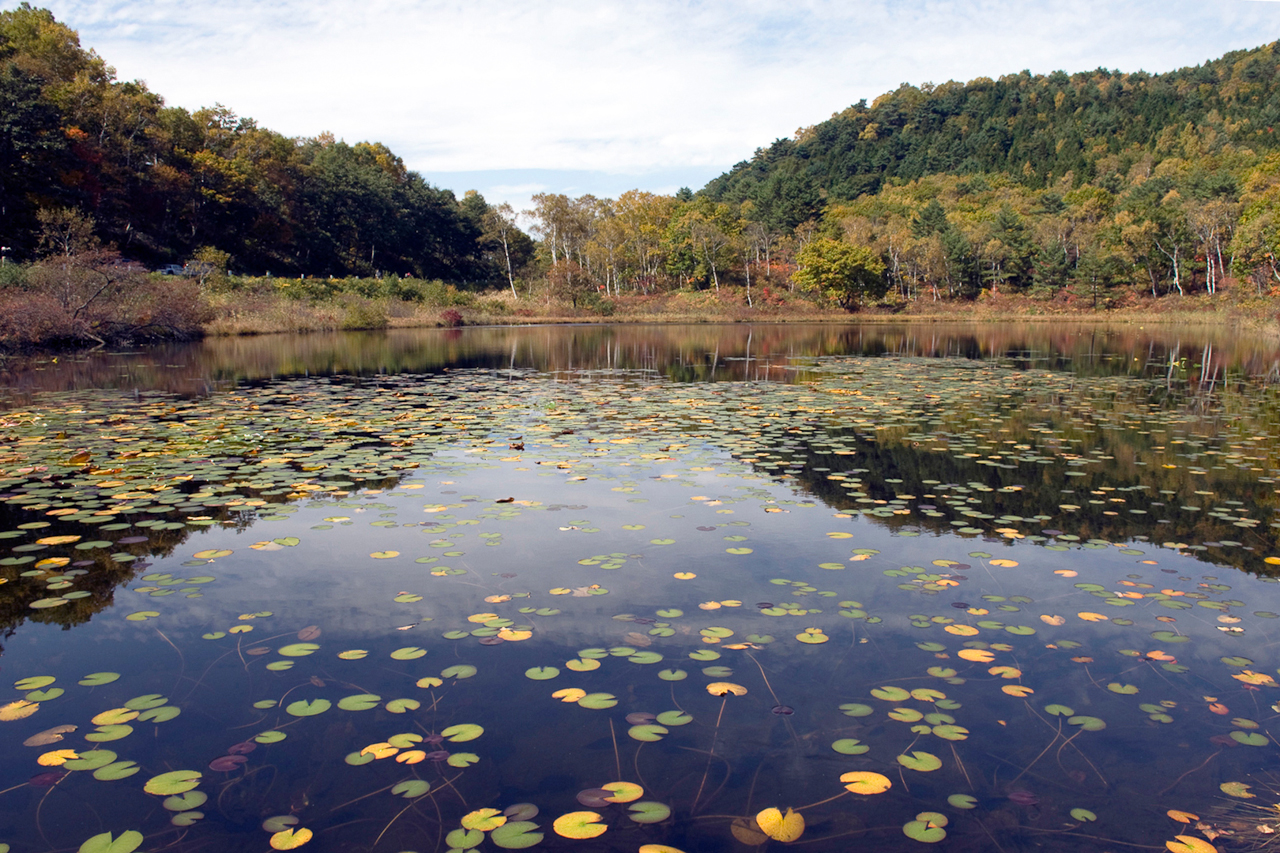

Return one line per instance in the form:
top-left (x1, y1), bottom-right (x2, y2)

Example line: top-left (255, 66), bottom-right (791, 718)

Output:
top-left (0, 349), bottom-right (1278, 852)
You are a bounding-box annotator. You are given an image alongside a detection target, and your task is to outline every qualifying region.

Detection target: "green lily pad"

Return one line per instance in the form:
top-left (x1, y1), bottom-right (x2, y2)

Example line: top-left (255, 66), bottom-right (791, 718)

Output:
top-left (1068, 715), bottom-right (1106, 731)
top-left (578, 693), bottom-right (617, 709)
top-left (658, 669), bottom-right (687, 681)
top-left (840, 703), bottom-right (874, 717)
top-left (63, 749), bottom-right (118, 771)
top-left (628, 724), bottom-right (669, 742)
top-left (78, 672), bottom-right (120, 687)
top-left (897, 751), bottom-right (942, 771)
top-left (447, 752), bottom-right (479, 767)
top-left (655, 710), bottom-right (692, 726)
top-left (446, 828), bottom-right (483, 850)
top-left (490, 821), bottom-right (544, 849)
top-left (628, 651), bottom-right (663, 664)
top-left (163, 791), bottom-right (208, 812)
top-left (78, 830), bottom-right (143, 853)
top-left (832, 738), bottom-right (869, 755)
top-left (336, 694), bottom-right (381, 711)
top-left (390, 646), bottom-right (427, 660)
top-left (138, 705), bottom-right (180, 723)
top-left (277, 643), bottom-right (320, 657)
top-left (442, 664), bottom-right (477, 679)
top-left (525, 666), bottom-right (560, 680)
top-left (441, 723), bottom-right (484, 742)
top-left (14, 675), bottom-right (55, 690)
top-left (628, 801), bottom-right (671, 824)
top-left (391, 780), bottom-right (430, 798)
top-left (871, 686), bottom-right (911, 701)
top-left (124, 694), bottom-right (167, 710)
top-left (1070, 808), bottom-right (1097, 822)
top-left (947, 793), bottom-right (977, 809)
top-left (285, 699), bottom-right (332, 717)
top-left (144, 769), bottom-right (202, 795)
top-left (93, 761), bottom-right (140, 781)
top-left (85, 725), bottom-right (133, 743)
top-left (1231, 731), bottom-right (1269, 746)
top-left (255, 731), bottom-right (286, 744)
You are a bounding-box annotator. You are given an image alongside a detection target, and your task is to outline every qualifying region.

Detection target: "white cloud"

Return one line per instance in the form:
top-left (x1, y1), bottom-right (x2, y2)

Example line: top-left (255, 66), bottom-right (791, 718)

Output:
top-left (38, 0), bottom-right (1280, 200)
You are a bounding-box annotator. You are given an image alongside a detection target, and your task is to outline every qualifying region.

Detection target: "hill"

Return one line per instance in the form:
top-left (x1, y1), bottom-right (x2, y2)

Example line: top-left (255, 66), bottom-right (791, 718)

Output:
top-left (702, 43), bottom-right (1280, 230)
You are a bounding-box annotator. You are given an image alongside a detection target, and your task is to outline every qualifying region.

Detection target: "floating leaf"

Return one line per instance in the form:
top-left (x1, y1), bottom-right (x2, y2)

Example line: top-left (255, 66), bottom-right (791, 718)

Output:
top-left (1070, 808), bottom-right (1097, 822)
top-left (336, 694), bottom-right (381, 711)
top-left (93, 760), bottom-right (140, 781)
top-left (389, 647), bottom-right (427, 660)
top-left (841, 771), bottom-right (892, 794)
top-left (553, 811), bottom-right (607, 839)
top-left (269, 828), bottom-right (312, 850)
top-left (897, 751), bottom-right (942, 771)
top-left (144, 770), bottom-right (201, 795)
top-left (391, 780), bottom-right (430, 799)
top-left (840, 703), bottom-right (873, 717)
top-left (163, 791), bottom-right (208, 812)
top-left (1221, 782), bottom-right (1254, 798)
top-left (78, 672), bottom-right (120, 687)
top-left (1165, 837), bottom-right (1218, 853)
top-left (948, 793), bottom-right (977, 809)
top-left (442, 664), bottom-right (477, 679)
top-left (1068, 715), bottom-right (1106, 731)
top-left (490, 821), bottom-right (543, 849)
top-left (441, 723), bottom-right (484, 742)
top-left (78, 831), bottom-right (143, 853)
top-left (756, 807), bottom-right (804, 842)
top-left (628, 801), bottom-right (671, 824)
top-left (447, 752), bottom-right (479, 768)
top-left (577, 693), bottom-right (617, 709)
top-left (277, 643), bottom-right (320, 657)
top-left (285, 699), bottom-right (331, 717)
top-left (832, 738), bottom-right (869, 754)
top-left (706, 682), bottom-right (747, 697)
top-left (655, 710), bottom-right (692, 726)
top-left (903, 811), bottom-right (947, 843)
top-left (385, 698), bottom-right (420, 714)
top-left (629, 724), bottom-right (668, 742)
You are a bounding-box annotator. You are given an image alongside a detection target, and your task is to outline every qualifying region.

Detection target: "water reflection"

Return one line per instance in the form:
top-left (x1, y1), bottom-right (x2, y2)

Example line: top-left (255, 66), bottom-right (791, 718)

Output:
top-left (1, 326), bottom-right (1279, 852)
top-left (1, 322), bottom-right (1278, 403)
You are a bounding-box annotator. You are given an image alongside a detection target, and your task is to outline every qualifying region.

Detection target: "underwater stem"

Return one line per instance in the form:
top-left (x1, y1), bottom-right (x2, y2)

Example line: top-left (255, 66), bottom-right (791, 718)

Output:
top-left (691, 698), bottom-right (728, 815)
top-left (1156, 750), bottom-right (1220, 797)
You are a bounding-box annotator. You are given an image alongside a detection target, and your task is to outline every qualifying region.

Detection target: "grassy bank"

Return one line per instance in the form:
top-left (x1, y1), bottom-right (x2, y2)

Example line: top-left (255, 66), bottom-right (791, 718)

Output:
top-left (2, 263), bottom-right (1278, 353)
top-left (202, 274), bottom-right (1280, 334)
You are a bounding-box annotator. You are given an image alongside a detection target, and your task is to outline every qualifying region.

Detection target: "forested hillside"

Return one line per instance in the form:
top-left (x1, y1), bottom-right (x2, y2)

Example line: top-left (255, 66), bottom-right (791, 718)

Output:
top-left (0, 4), bottom-right (531, 281)
top-left (522, 41), bottom-right (1280, 307)
top-left (702, 44), bottom-right (1280, 229)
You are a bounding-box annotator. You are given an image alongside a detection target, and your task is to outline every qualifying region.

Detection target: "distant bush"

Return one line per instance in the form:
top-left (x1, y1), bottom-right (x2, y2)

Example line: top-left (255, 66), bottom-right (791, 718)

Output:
top-left (440, 308), bottom-right (463, 327)
top-left (340, 297), bottom-right (389, 330)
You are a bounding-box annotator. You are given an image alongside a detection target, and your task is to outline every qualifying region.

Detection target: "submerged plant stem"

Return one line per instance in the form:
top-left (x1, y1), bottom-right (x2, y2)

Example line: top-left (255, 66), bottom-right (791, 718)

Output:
top-left (691, 696), bottom-right (728, 814)
top-left (1156, 750), bottom-right (1220, 797)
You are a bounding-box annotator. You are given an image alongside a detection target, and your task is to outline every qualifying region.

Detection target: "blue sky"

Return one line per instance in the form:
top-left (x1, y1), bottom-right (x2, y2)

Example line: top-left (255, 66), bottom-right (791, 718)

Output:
top-left (35, 0), bottom-right (1280, 216)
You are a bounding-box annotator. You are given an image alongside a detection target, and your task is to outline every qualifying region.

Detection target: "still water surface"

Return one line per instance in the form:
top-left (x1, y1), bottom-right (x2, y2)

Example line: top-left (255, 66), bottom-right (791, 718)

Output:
top-left (0, 323), bottom-right (1278, 853)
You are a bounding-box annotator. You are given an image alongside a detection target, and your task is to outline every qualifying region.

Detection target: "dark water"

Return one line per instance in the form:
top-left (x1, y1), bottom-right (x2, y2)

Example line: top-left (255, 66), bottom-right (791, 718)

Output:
top-left (0, 323), bottom-right (1278, 853)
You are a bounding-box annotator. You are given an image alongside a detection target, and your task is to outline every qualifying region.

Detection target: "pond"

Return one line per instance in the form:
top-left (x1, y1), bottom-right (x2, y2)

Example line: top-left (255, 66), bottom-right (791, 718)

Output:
top-left (0, 322), bottom-right (1278, 853)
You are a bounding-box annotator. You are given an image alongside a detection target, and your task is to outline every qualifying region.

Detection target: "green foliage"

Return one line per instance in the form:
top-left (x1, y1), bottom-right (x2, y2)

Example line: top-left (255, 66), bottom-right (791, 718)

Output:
top-left (0, 7), bottom-right (501, 282)
top-left (792, 238), bottom-right (887, 309)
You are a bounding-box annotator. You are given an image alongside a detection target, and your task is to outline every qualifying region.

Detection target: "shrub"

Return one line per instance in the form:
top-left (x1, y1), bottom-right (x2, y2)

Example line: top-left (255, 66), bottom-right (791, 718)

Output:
top-left (440, 308), bottom-right (463, 327)
top-left (340, 297), bottom-right (389, 330)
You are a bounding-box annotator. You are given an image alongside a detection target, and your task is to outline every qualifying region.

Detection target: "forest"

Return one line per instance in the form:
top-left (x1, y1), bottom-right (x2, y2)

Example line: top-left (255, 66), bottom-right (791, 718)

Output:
top-left (4, 2), bottom-right (1280, 322)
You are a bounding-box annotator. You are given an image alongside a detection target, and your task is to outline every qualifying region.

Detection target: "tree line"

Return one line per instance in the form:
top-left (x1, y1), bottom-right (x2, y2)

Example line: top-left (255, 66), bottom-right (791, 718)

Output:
top-left (0, 4), bottom-right (532, 282)
top-left (5, 2), bottom-right (1280, 308)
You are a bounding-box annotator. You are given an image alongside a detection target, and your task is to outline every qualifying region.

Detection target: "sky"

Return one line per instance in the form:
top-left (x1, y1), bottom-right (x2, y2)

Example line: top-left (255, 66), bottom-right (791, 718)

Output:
top-left (33, 0), bottom-right (1280, 218)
